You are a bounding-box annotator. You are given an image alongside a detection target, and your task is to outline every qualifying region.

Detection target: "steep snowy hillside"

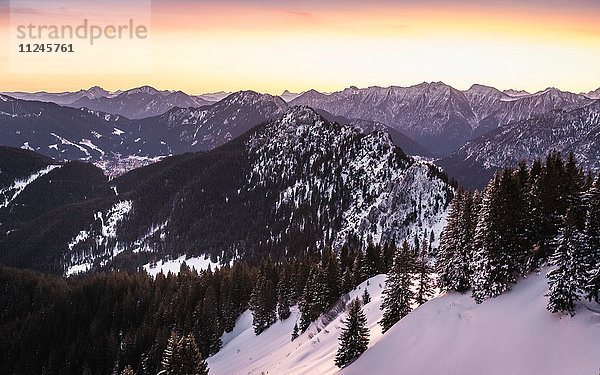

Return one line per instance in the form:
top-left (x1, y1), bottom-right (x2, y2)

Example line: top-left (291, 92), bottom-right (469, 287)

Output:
top-left (208, 275), bottom-right (388, 375)
top-left (208, 269), bottom-right (600, 375)
top-left (439, 100), bottom-right (600, 189)
top-left (343, 271), bottom-right (600, 375)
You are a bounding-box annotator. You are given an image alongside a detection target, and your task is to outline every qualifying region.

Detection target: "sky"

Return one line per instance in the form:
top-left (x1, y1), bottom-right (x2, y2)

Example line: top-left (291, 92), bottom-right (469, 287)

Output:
top-left (1, 0), bottom-right (600, 94)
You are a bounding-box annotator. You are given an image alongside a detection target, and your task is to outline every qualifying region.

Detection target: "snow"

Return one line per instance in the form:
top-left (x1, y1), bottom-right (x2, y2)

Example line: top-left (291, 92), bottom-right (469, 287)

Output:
top-left (142, 255), bottom-right (220, 277)
top-left (64, 200), bottom-right (133, 276)
top-left (0, 164), bottom-right (61, 208)
top-left (21, 142), bottom-right (34, 151)
top-left (208, 270), bottom-right (599, 375)
top-left (79, 139), bottom-right (105, 156)
top-left (50, 132), bottom-right (91, 159)
top-left (208, 274), bottom-right (388, 375)
top-left (343, 270), bottom-right (600, 375)
top-left (112, 128), bottom-right (125, 135)
top-left (65, 262), bottom-right (93, 276)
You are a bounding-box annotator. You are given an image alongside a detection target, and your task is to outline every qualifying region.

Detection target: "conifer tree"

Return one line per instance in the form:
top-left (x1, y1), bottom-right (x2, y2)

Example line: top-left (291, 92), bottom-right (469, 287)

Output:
top-left (547, 201), bottom-right (588, 314)
top-left (322, 247), bottom-right (342, 304)
top-left (250, 262), bottom-right (278, 335)
top-left (472, 173), bottom-right (519, 302)
top-left (299, 266), bottom-right (329, 331)
top-left (176, 334), bottom-right (209, 375)
top-left (364, 243), bottom-right (382, 278)
top-left (160, 332), bottom-right (178, 374)
top-left (277, 282), bottom-right (292, 320)
top-left (201, 285), bottom-right (222, 354)
top-left (334, 298), bottom-right (370, 368)
top-left (341, 266), bottom-right (354, 294)
top-left (382, 241), bottom-right (395, 272)
top-left (120, 365), bottom-right (136, 375)
top-left (584, 175), bottom-right (600, 303)
top-left (362, 288), bottom-right (371, 304)
top-left (436, 188), bottom-right (476, 293)
top-left (220, 275), bottom-right (237, 333)
top-left (291, 323), bottom-right (299, 341)
top-left (380, 246), bottom-right (415, 332)
top-left (415, 254), bottom-right (435, 306)
top-left (352, 250), bottom-right (366, 285)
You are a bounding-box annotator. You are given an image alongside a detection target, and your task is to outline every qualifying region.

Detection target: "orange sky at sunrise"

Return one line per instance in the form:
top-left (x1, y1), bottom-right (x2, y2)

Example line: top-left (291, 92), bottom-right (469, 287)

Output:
top-left (1, 0), bottom-right (599, 94)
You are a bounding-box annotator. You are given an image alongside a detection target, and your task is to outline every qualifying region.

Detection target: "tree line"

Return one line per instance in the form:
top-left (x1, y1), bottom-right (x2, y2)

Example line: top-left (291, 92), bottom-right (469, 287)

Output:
top-left (436, 151), bottom-right (600, 314)
top-left (1, 237), bottom-right (428, 375)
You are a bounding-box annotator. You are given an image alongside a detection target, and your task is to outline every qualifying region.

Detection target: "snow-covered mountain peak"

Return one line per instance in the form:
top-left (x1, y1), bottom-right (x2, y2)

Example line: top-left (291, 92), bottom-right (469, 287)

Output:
top-left (220, 90), bottom-right (287, 109)
top-left (80, 86), bottom-right (110, 99)
top-left (465, 84), bottom-right (508, 99)
top-left (503, 89), bottom-right (531, 97)
top-left (121, 85), bottom-right (162, 96)
top-left (586, 87), bottom-right (600, 99)
top-left (248, 105), bottom-right (452, 249)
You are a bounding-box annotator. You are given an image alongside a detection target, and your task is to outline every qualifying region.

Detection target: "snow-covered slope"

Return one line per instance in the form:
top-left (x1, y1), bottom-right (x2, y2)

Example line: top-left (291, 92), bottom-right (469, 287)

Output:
top-left (208, 271), bottom-right (600, 375)
top-left (208, 274), bottom-right (388, 375)
top-left (343, 271), bottom-right (600, 375)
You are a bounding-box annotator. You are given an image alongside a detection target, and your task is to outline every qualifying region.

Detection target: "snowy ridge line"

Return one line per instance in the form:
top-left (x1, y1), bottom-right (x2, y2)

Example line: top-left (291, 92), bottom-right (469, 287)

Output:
top-left (0, 164), bottom-right (61, 208)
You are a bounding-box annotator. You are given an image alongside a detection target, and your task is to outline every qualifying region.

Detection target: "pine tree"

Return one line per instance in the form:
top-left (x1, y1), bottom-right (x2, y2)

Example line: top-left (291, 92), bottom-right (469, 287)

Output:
top-left (380, 246), bottom-right (415, 332)
top-left (472, 173), bottom-right (520, 303)
top-left (160, 333), bottom-right (209, 375)
top-left (322, 248), bottom-right (341, 304)
top-left (176, 334), bottom-right (209, 375)
top-left (291, 323), bottom-right (299, 341)
top-left (352, 250), bottom-right (367, 285)
top-left (160, 332), bottom-right (178, 374)
top-left (220, 274), bottom-right (237, 333)
top-left (382, 241), bottom-right (395, 272)
top-left (277, 282), bottom-right (292, 320)
top-left (201, 285), bottom-right (222, 354)
top-left (547, 201), bottom-right (588, 314)
top-left (250, 276), bottom-right (278, 334)
top-left (362, 288), bottom-right (371, 304)
top-left (334, 298), bottom-right (370, 368)
top-left (299, 266), bottom-right (329, 331)
top-left (341, 266), bottom-right (354, 294)
top-left (364, 243), bottom-right (382, 278)
top-left (436, 188), bottom-right (476, 293)
top-left (584, 175), bottom-right (600, 303)
top-left (415, 254), bottom-right (435, 306)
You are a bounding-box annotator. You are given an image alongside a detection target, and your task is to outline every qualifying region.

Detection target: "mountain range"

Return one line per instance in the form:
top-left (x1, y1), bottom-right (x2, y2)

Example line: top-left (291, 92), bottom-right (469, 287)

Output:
top-left (3, 82), bottom-right (600, 188)
top-left (0, 91), bottom-right (431, 176)
top-left (439, 100), bottom-right (600, 188)
top-left (0, 107), bottom-right (453, 275)
top-left (3, 86), bottom-right (223, 119)
top-left (290, 83), bottom-right (596, 156)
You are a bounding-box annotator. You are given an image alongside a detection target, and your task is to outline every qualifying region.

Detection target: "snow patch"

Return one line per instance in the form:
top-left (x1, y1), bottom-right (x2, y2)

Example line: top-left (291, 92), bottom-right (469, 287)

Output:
top-left (0, 164), bottom-right (61, 208)
top-left (143, 255), bottom-right (220, 277)
top-left (343, 270), bottom-right (600, 375)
